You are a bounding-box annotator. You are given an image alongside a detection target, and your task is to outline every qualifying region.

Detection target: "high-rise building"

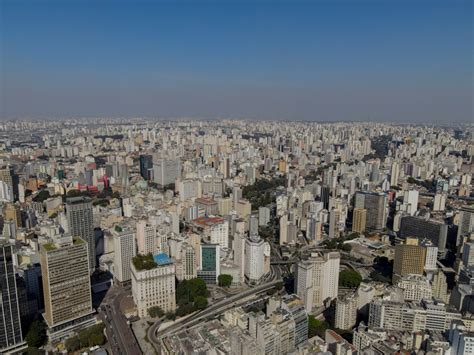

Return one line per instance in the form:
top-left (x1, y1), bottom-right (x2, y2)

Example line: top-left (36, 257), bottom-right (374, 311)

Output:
top-left (182, 244), bottom-right (197, 280)
top-left (458, 206), bottom-right (474, 245)
top-left (197, 244), bottom-right (220, 284)
top-left (354, 192), bottom-right (387, 232)
top-left (352, 208), bottom-right (367, 234)
top-left (139, 154), bottom-right (153, 180)
top-left (3, 203), bottom-right (21, 228)
top-left (449, 321), bottom-right (474, 355)
top-left (113, 228), bottom-right (136, 285)
top-left (295, 251), bottom-right (340, 312)
top-left (393, 237), bottom-right (427, 283)
top-left (463, 241), bottom-right (474, 268)
top-left (153, 159), bottom-right (181, 186)
top-left (390, 162), bottom-right (399, 186)
top-left (335, 292), bottom-right (358, 330)
top-left (397, 274), bottom-right (432, 302)
top-left (66, 197), bottom-right (95, 272)
top-left (432, 269), bottom-right (449, 303)
top-left (258, 206), bottom-right (271, 226)
top-left (40, 235), bottom-right (94, 341)
top-left (399, 215), bottom-right (448, 254)
top-left (131, 253), bottom-right (176, 318)
top-left (0, 241), bottom-right (26, 354)
top-left (136, 220), bottom-right (156, 255)
top-left (0, 167), bottom-right (18, 201)
top-left (328, 208), bottom-right (340, 239)
top-left (403, 190), bottom-right (419, 216)
top-left (244, 234), bottom-right (266, 285)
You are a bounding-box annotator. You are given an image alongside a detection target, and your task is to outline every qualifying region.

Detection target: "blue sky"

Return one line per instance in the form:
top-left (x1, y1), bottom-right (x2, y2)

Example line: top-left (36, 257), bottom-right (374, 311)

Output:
top-left (1, 0), bottom-right (472, 122)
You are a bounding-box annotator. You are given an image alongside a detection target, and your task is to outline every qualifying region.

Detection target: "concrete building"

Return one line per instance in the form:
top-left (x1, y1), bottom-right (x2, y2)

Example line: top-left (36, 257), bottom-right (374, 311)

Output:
top-left (0, 241), bottom-right (26, 354)
top-left (258, 206), bottom-right (271, 226)
top-left (244, 234), bottom-right (266, 285)
top-left (397, 274), bottom-right (433, 302)
top-left (352, 208), bottom-right (367, 234)
top-left (295, 251), bottom-right (340, 312)
top-left (458, 206), bottom-right (474, 245)
top-left (354, 192), bottom-right (387, 232)
top-left (40, 235), bottom-right (94, 341)
top-left (131, 253), bottom-right (176, 318)
top-left (197, 243), bottom-right (220, 284)
top-left (112, 228), bottom-right (136, 285)
top-left (449, 321), bottom-right (474, 355)
top-left (153, 159), bottom-right (181, 186)
top-left (393, 237), bottom-right (426, 283)
top-left (399, 215), bottom-right (448, 254)
top-left (66, 196), bottom-right (95, 272)
top-left (335, 292), bottom-right (358, 330)
top-left (182, 243), bottom-right (197, 280)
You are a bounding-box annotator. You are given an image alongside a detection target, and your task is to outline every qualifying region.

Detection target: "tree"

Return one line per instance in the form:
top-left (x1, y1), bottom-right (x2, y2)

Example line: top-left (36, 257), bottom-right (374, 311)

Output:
top-left (194, 296), bottom-right (208, 310)
top-left (65, 336), bottom-right (81, 352)
top-left (148, 306), bottom-right (164, 318)
top-left (308, 315), bottom-right (329, 338)
top-left (275, 281), bottom-right (284, 290)
top-left (25, 319), bottom-right (47, 348)
top-left (165, 312), bottom-right (176, 320)
top-left (26, 347), bottom-right (44, 355)
top-left (218, 274), bottom-right (233, 287)
top-left (88, 332), bottom-right (105, 347)
top-left (339, 269), bottom-right (362, 288)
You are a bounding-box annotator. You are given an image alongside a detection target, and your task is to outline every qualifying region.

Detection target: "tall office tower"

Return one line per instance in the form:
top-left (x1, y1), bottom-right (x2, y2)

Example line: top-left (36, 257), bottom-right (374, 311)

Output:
top-left (393, 237), bottom-right (426, 283)
top-left (403, 190), bottom-right (419, 216)
top-left (249, 215), bottom-right (259, 236)
top-left (422, 241), bottom-right (438, 271)
top-left (0, 166), bottom-right (17, 201)
top-left (295, 251), bottom-right (340, 312)
top-left (182, 244), bottom-right (197, 280)
top-left (233, 232), bottom-right (246, 284)
top-left (432, 269), bottom-right (449, 303)
top-left (153, 159), bottom-right (181, 186)
top-left (197, 243), bottom-right (220, 284)
top-left (0, 180), bottom-right (14, 202)
top-left (232, 186), bottom-right (242, 209)
top-left (458, 206), bottom-right (474, 245)
top-left (399, 216), bottom-right (448, 254)
top-left (139, 154), bottom-right (153, 180)
top-left (40, 235), bottom-right (94, 340)
top-left (449, 322), bottom-right (474, 355)
top-left (4, 203), bottom-right (21, 228)
top-left (244, 234), bottom-right (265, 285)
top-left (131, 253), bottom-right (176, 318)
top-left (352, 208), bottom-right (367, 233)
top-left (433, 193), bottom-right (447, 212)
top-left (354, 192), bottom-right (387, 232)
top-left (463, 242), bottom-right (474, 267)
top-left (320, 185), bottom-right (330, 209)
top-left (112, 228), bottom-right (136, 285)
top-left (0, 242), bottom-right (26, 354)
top-left (279, 214), bottom-right (288, 245)
top-left (335, 293), bottom-right (358, 330)
top-left (66, 197), bottom-right (95, 272)
top-left (136, 220), bottom-right (156, 255)
top-left (328, 208), bottom-right (340, 239)
top-left (258, 206), bottom-right (271, 226)
top-left (280, 294), bottom-right (309, 348)
top-left (306, 216), bottom-right (321, 242)
top-left (390, 162), bottom-right (399, 186)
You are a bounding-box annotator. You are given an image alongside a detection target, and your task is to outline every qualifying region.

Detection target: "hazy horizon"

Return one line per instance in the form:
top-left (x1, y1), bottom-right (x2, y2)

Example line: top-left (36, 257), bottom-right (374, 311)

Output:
top-left (1, 0), bottom-right (473, 123)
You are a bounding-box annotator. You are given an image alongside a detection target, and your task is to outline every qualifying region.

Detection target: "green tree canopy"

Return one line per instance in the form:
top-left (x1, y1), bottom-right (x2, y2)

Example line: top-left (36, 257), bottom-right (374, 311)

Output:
top-left (339, 269), bottom-right (362, 288)
top-left (25, 319), bottom-right (47, 348)
top-left (308, 315), bottom-right (329, 338)
top-left (148, 306), bottom-right (164, 318)
top-left (218, 274), bottom-right (233, 287)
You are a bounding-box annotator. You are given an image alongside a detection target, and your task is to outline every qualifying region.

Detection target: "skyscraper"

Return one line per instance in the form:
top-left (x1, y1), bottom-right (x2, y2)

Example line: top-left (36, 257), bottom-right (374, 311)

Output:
top-left (139, 154), bottom-right (153, 181)
top-left (354, 192), bottom-right (387, 232)
top-left (393, 237), bottom-right (426, 283)
top-left (40, 235), bottom-right (94, 341)
top-left (0, 167), bottom-right (18, 201)
top-left (244, 234), bottom-right (266, 285)
top-left (295, 251), bottom-right (340, 312)
top-left (458, 206), bottom-right (474, 245)
top-left (352, 208), bottom-right (367, 233)
top-left (153, 159), bottom-right (181, 186)
top-left (197, 243), bottom-right (220, 284)
top-left (113, 228), bottom-right (136, 285)
top-left (0, 241), bottom-right (26, 354)
top-left (66, 196), bottom-right (95, 272)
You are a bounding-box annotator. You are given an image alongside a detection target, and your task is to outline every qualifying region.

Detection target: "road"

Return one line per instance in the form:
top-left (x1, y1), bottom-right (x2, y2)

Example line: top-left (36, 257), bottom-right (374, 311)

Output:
top-left (148, 280), bottom-right (281, 350)
top-left (99, 286), bottom-right (142, 355)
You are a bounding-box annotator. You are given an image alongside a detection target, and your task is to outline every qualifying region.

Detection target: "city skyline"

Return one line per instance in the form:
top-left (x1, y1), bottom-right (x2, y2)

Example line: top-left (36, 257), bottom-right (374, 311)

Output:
top-left (1, 0), bottom-right (472, 122)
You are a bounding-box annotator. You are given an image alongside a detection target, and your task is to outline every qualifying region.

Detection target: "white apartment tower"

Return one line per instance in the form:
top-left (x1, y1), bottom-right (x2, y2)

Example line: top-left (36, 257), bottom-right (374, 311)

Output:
top-left (295, 251), bottom-right (340, 312)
